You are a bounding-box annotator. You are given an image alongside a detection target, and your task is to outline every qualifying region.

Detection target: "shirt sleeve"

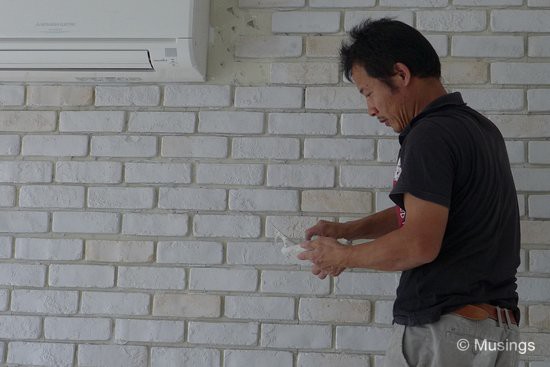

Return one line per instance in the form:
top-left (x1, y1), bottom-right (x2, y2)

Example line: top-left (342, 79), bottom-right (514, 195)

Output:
top-left (390, 123), bottom-right (455, 210)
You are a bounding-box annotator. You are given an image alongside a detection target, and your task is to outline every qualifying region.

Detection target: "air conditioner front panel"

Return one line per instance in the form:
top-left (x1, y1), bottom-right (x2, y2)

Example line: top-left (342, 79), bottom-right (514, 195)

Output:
top-left (0, 0), bottom-right (194, 38)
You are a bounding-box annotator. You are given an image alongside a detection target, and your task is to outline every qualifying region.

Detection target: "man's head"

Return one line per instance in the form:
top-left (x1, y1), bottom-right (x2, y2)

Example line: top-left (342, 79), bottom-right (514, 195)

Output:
top-left (340, 18), bottom-right (444, 133)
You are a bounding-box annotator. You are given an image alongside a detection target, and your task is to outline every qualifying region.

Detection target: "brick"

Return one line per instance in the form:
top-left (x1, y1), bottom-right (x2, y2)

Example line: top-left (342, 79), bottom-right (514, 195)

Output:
top-left (0, 236), bottom-right (11, 259)
top-left (55, 161), bottom-right (122, 184)
top-left (454, 88), bottom-right (524, 111)
top-left (492, 63), bottom-right (550, 85)
top-left (159, 188), bottom-right (226, 210)
top-left (233, 137), bottom-right (300, 159)
top-left (239, 0), bottom-right (305, 7)
top-left (522, 221), bottom-right (550, 244)
top-left (0, 316), bottom-right (41, 338)
top-left (513, 168), bottom-right (550, 191)
top-left (340, 165), bottom-right (395, 189)
top-left (305, 138), bottom-right (375, 160)
top-left (59, 111), bottom-right (125, 132)
top-left (425, 35), bottom-right (448, 57)
top-left (164, 85), bottom-right (231, 107)
top-left (227, 241), bottom-right (303, 266)
top-left (225, 296), bottom-right (294, 320)
top-left (19, 185), bottom-right (84, 208)
top-left (269, 113), bottom-right (337, 135)
top-left (78, 345), bottom-right (147, 367)
top-left (336, 326), bottom-right (392, 351)
top-left (306, 36), bottom-right (345, 57)
top-left (529, 141), bottom-right (550, 164)
top-left (417, 11), bottom-right (486, 32)
top-left (517, 195), bottom-right (526, 217)
top-left (199, 111), bottom-right (264, 134)
top-left (529, 195), bottom-right (550, 218)
top-left (261, 324), bottom-right (331, 349)
top-left (299, 298), bottom-right (371, 323)
top-left (151, 348), bottom-right (220, 367)
top-left (8, 342), bottom-right (74, 367)
top-left (0, 264), bottom-right (45, 286)
top-left (229, 189), bottom-right (298, 211)
top-left (306, 87), bottom-right (364, 110)
top-left (298, 353), bottom-right (371, 367)
top-left (115, 319), bottom-right (184, 343)
top-left (91, 135), bottom-right (157, 157)
top-left (157, 241), bottom-right (223, 264)
top-left (452, 36), bottom-right (523, 58)
top-left (378, 139), bottom-right (400, 162)
top-left (517, 277), bottom-right (550, 302)
top-left (125, 162), bottom-right (191, 184)
top-left (374, 300), bottom-right (394, 325)
top-left (528, 89), bottom-right (550, 112)
top-left (226, 350), bottom-right (293, 367)
top-left (193, 215), bottom-right (260, 238)
top-left (529, 36), bottom-right (550, 57)
top-left (272, 11), bottom-right (340, 33)
top-left (311, 0), bottom-right (374, 6)
top-left (345, 11), bottom-right (414, 31)
top-left (27, 85), bottom-right (93, 106)
top-left (197, 163), bottom-right (264, 185)
top-left (0, 135), bottom-right (20, 155)
top-left (341, 114), bottom-right (395, 136)
top-left (302, 190), bottom-right (372, 214)
top-left (235, 87), bottom-right (303, 108)
top-left (128, 112), bottom-right (195, 133)
top-left (492, 10), bottom-right (550, 32)
top-left (381, 0), bottom-right (447, 5)
top-left (15, 238), bottom-right (83, 260)
top-left (529, 0), bottom-right (550, 5)
top-left (122, 213), bottom-right (188, 236)
top-left (11, 290), bottom-right (78, 314)
top-left (0, 85), bottom-right (24, 105)
top-left (80, 292), bottom-right (150, 315)
top-left (161, 136), bottom-right (228, 158)
top-left (0, 111), bottom-right (56, 132)
top-left (49, 265), bottom-right (114, 288)
top-left (45, 317), bottom-right (111, 340)
top-left (95, 86), bottom-right (160, 106)
top-left (188, 322), bottom-right (258, 346)
top-left (505, 141), bottom-right (525, 164)
top-left (0, 161), bottom-right (52, 183)
top-left (22, 135), bottom-right (88, 157)
top-left (271, 62), bottom-right (339, 84)
top-left (0, 186), bottom-right (15, 207)
top-left (530, 250), bottom-right (550, 273)
top-left (267, 164), bottom-right (335, 188)
top-left (236, 36), bottom-right (302, 58)
top-left (85, 240), bottom-right (154, 262)
top-left (441, 61), bottom-right (488, 85)
top-left (261, 270), bottom-right (330, 295)
top-left (53, 212), bottom-right (119, 233)
top-left (489, 115), bottom-right (550, 138)
top-left (528, 305), bottom-right (550, 329)
top-left (456, 0), bottom-right (521, 3)
top-left (0, 211), bottom-right (48, 233)
top-left (118, 266), bottom-right (186, 290)
top-left (0, 289), bottom-right (7, 310)
top-left (189, 268), bottom-right (258, 292)
top-left (153, 293), bottom-right (221, 317)
top-left (265, 216), bottom-right (333, 238)
top-left (88, 187), bottom-right (154, 209)
top-left (335, 272), bottom-right (400, 296)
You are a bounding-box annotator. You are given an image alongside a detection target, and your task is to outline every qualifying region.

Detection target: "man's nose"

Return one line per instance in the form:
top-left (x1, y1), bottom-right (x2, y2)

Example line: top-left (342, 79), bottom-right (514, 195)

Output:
top-left (367, 103), bottom-right (378, 117)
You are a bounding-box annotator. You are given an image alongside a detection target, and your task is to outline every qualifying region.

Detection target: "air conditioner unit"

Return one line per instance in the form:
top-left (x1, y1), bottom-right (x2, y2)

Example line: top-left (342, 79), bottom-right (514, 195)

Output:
top-left (0, 0), bottom-right (209, 82)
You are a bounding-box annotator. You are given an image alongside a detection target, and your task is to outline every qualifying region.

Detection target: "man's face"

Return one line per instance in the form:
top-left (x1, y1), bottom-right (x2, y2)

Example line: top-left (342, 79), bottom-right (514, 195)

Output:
top-left (351, 64), bottom-right (408, 133)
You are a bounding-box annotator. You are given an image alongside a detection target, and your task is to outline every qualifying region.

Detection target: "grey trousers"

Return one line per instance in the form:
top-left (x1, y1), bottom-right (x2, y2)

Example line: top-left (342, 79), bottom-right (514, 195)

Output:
top-left (383, 313), bottom-right (520, 367)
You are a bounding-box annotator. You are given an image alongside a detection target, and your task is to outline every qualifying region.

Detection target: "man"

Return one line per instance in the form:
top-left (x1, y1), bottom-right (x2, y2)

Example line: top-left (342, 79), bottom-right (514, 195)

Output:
top-left (298, 18), bottom-right (521, 367)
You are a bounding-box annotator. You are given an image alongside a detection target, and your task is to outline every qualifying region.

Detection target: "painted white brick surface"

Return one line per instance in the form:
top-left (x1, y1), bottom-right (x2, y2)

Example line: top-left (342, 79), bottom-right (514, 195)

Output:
top-left (239, 0), bottom-right (305, 7)
top-left (305, 138), bottom-right (375, 160)
top-left (49, 265), bottom-right (114, 288)
top-left (261, 270), bottom-right (330, 295)
top-left (528, 89), bottom-right (550, 112)
top-left (0, 111), bottom-right (56, 132)
top-left (80, 292), bottom-right (150, 315)
top-left (122, 213), bottom-right (188, 236)
top-left (271, 62), bottom-right (339, 84)
top-left (53, 212), bottom-right (119, 234)
top-left (299, 298), bottom-right (371, 323)
top-left (298, 353), bottom-right (371, 367)
top-left (235, 36), bottom-right (302, 58)
top-left (306, 36), bottom-right (344, 57)
top-left (272, 12), bottom-right (340, 33)
top-left (59, 111), bottom-right (125, 132)
top-left (381, 0), bottom-right (447, 5)
top-left (27, 86), bottom-right (93, 106)
top-left (55, 161), bottom-right (122, 184)
top-left (345, 11), bottom-right (414, 30)
top-left (235, 87), bottom-right (303, 109)
top-left (225, 350), bottom-right (293, 367)
top-left (164, 85), bottom-right (231, 107)
top-left (11, 290), bottom-right (78, 314)
top-left (8, 342), bottom-right (74, 367)
top-left (229, 189), bottom-right (298, 211)
top-left (188, 322), bottom-right (259, 346)
top-left (269, 113), bottom-right (337, 135)
top-left (529, 36), bottom-right (550, 57)
top-left (0, 161), bottom-right (52, 183)
top-left (189, 268), bottom-right (258, 291)
top-left (0, 211), bottom-right (49, 233)
top-left (193, 215), bottom-right (261, 238)
top-left (197, 163), bottom-right (264, 185)
top-left (529, 195), bottom-right (550, 219)
top-left (335, 272), bottom-right (400, 296)
top-left (302, 190), bottom-right (372, 213)
top-left (529, 250), bottom-right (550, 273)
top-left (225, 296), bottom-right (295, 320)
top-left (15, 238), bottom-right (83, 260)
top-left (115, 319), bottom-right (184, 343)
top-left (233, 137), bottom-right (300, 159)
top-left (0, 237), bottom-right (11, 258)
top-left (336, 326), bottom-right (392, 351)
top-left (125, 162), bottom-right (191, 184)
top-left (151, 348), bottom-right (220, 367)
top-left (0, 186), bottom-right (15, 207)
top-left (88, 187), bottom-right (154, 209)
top-left (0, 264), bottom-right (46, 287)
top-left (0, 316), bottom-right (41, 338)
top-left (118, 267), bottom-right (186, 290)
top-left (0, 135), bottom-right (20, 155)
top-left (78, 345), bottom-right (147, 367)
top-left (162, 136), bottom-right (228, 158)
top-left (95, 86), bottom-right (160, 106)
top-left (227, 241), bottom-right (303, 266)
top-left (306, 87), bottom-right (365, 110)
top-left (261, 324), bottom-right (332, 348)
top-left (452, 36), bottom-right (524, 58)
top-left (199, 111), bottom-right (264, 134)
top-left (340, 165), bottom-right (395, 189)
top-left (492, 63), bottom-right (550, 85)
top-left (529, 141), bottom-right (550, 164)
top-left (45, 317), bottom-right (111, 340)
top-left (128, 112), bottom-right (195, 133)
top-left (455, 88), bottom-right (524, 111)
top-left (417, 11), bottom-right (486, 32)
top-left (267, 164), bottom-right (335, 188)
top-left (85, 240), bottom-right (154, 262)
top-left (491, 10), bottom-right (550, 32)
top-left (153, 293), bottom-right (221, 317)
top-left (157, 241), bottom-right (223, 264)
top-left (19, 185), bottom-right (84, 208)
top-left (91, 135), bottom-right (157, 157)
top-left (0, 85), bottom-right (24, 106)
top-left (22, 135), bottom-right (88, 157)
top-left (341, 114), bottom-right (395, 136)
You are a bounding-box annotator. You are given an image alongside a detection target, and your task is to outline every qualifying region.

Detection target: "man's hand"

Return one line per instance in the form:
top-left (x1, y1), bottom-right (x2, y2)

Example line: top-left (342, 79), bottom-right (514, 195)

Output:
top-left (298, 236), bottom-right (349, 278)
top-left (305, 220), bottom-right (348, 240)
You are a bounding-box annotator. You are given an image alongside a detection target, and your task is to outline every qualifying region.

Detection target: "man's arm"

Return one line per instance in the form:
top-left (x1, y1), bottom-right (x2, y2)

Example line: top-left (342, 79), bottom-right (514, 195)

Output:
top-left (299, 193), bottom-right (449, 272)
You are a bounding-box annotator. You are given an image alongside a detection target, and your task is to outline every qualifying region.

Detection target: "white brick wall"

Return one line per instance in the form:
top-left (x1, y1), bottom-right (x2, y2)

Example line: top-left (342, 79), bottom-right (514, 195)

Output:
top-left (0, 2), bottom-right (547, 365)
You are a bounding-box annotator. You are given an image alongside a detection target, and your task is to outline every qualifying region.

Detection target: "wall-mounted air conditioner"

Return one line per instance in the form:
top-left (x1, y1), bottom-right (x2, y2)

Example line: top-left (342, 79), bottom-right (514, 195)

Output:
top-left (0, 0), bottom-right (209, 82)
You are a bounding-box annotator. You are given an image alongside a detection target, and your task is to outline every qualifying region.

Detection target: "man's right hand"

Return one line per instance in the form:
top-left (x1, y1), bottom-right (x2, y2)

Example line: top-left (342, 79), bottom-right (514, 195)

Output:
top-left (305, 220), bottom-right (348, 241)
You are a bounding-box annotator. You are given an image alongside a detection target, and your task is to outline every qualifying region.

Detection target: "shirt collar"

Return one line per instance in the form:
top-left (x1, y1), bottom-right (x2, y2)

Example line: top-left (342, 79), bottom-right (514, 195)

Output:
top-left (398, 92), bottom-right (466, 144)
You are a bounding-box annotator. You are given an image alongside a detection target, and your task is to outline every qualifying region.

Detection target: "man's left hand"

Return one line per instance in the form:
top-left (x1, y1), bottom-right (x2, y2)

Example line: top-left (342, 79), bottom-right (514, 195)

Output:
top-left (298, 236), bottom-right (349, 278)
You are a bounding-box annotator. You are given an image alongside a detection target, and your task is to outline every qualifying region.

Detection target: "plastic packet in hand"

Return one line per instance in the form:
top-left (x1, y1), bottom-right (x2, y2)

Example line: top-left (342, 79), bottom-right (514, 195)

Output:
top-left (272, 225), bottom-right (305, 258)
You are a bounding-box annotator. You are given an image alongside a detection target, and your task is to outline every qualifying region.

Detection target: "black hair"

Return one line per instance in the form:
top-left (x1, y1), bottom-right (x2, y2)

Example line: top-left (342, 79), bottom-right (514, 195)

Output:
top-left (340, 18), bottom-right (441, 88)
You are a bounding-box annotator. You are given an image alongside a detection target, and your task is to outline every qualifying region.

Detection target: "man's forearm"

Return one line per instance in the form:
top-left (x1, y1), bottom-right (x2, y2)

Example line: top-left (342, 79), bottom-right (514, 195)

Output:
top-left (344, 207), bottom-right (399, 240)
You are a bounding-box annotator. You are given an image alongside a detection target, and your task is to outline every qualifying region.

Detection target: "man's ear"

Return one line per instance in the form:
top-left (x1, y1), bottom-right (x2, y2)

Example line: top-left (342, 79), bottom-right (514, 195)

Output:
top-left (393, 62), bottom-right (412, 87)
